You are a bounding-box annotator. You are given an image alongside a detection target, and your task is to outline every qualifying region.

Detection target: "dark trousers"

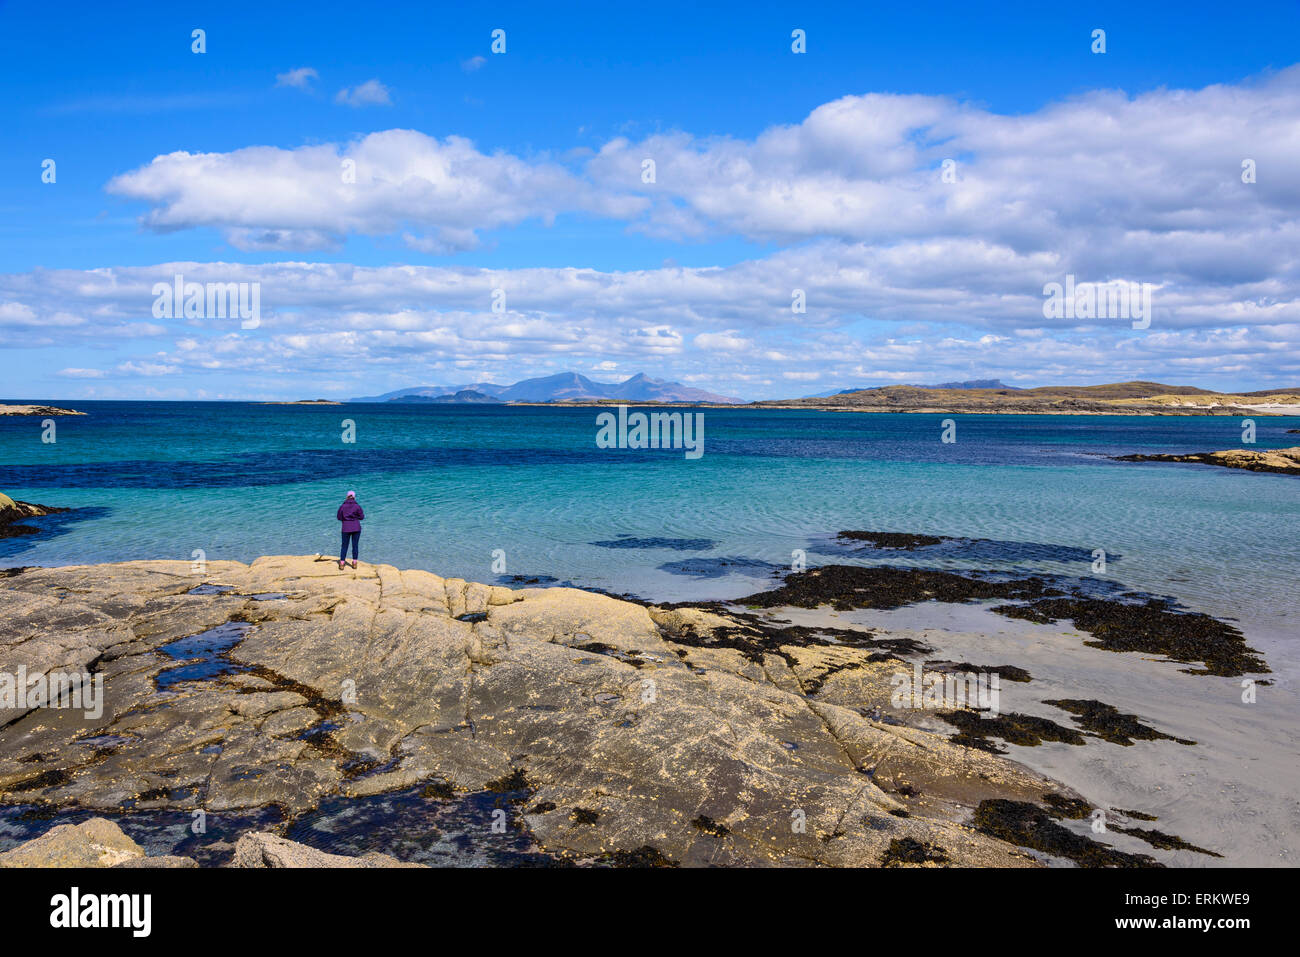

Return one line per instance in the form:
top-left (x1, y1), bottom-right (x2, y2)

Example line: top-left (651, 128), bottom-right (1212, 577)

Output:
top-left (340, 530), bottom-right (360, 561)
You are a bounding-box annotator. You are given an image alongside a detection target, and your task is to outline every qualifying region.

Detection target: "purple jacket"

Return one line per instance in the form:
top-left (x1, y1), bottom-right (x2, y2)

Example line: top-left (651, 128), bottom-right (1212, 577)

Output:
top-left (337, 500), bottom-right (365, 533)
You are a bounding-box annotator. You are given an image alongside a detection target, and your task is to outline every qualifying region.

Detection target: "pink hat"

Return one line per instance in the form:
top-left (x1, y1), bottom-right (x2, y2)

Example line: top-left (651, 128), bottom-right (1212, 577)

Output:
top-left (346, 490), bottom-right (356, 499)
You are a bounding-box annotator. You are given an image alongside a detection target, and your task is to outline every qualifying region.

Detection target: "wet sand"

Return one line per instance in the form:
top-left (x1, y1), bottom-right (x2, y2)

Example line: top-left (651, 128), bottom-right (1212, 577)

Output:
top-left (766, 600), bottom-right (1300, 866)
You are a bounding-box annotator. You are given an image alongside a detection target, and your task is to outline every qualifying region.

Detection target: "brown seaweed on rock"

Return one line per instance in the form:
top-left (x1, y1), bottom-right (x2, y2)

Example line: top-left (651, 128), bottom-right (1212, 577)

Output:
top-left (973, 799), bottom-right (1160, 868)
top-left (739, 565), bottom-right (1062, 612)
top-left (1044, 699), bottom-right (1196, 746)
top-left (994, 597), bottom-right (1268, 677)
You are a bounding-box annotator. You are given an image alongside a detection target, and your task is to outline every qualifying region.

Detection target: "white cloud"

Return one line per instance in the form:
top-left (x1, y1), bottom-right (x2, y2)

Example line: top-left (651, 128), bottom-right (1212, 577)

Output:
top-left (275, 67), bottom-right (318, 89)
top-left (461, 56), bottom-right (486, 73)
top-left (4, 255), bottom-right (1297, 397)
top-left (102, 67), bottom-right (1300, 303)
top-left (108, 131), bottom-right (643, 252)
top-left (334, 79), bottom-right (392, 107)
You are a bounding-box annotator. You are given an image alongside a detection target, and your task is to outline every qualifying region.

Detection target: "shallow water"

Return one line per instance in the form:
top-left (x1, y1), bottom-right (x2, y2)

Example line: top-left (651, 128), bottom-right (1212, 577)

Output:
top-left (3, 404), bottom-right (1296, 647)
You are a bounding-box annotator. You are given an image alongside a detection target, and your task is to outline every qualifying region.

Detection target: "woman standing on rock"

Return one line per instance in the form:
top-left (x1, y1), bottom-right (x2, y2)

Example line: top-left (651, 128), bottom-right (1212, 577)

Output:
top-left (337, 490), bottom-right (364, 569)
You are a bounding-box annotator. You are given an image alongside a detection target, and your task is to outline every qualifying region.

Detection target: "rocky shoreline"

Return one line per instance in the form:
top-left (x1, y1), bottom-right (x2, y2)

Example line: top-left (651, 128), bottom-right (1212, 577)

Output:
top-left (0, 555), bottom-right (1255, 867)
top-left (1114, 446), bottom-right (1300, 476)
top-left (0, 496), bottom-right (69, 540)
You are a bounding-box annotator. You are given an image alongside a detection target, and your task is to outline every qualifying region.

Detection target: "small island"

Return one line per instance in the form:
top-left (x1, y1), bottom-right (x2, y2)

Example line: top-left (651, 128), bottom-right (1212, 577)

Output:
top-left (258, 399), bottom-right (342, 406)
top-left (1115, 446), bottom-right (1300, 476)
top-left (0, 404), bottom-right (84, 416)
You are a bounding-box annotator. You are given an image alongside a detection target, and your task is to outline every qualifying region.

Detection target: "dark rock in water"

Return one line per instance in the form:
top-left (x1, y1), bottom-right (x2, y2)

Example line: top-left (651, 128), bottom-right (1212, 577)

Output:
top-left (658, 556), bottom-right (783, 578)
top-left (498, 573), bottom-right (560, 586)
top-left (822, 531), bottom-right (1107, 566)
top-left (591, 536), bottom-right (717, 551)
top-left (0, 497), bottom-right (71, 539)
top-left (1043, 699), bottom-right (1196, 746)
top-left (838, 531), bottom-right (945, 550)
top-left (973, 799), bottom-right (1160, 868)
top-left (740, 564), bottom-right (1062, 611)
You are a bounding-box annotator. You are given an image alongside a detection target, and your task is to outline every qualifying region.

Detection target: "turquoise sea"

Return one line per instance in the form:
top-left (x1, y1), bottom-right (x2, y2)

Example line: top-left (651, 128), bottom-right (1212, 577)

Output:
top-left (2, 403), bottom-right (1298, 666)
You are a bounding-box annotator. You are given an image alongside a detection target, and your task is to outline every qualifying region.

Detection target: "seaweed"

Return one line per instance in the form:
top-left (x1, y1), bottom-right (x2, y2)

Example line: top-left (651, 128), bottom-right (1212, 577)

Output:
top-left (600, 845), bottom-right (679, 867)
top-left (1044, 699), bottom-right (1196, 746)
top-left (1041, 792), bottom-right (1093, 819)
top-left (881, 837), bottom-right (949, 866)
top-left (938, 709), bottom-right (1087, 752)
top-left (994, 597), bottom-right (1268, 677)
top-left (1114, 825), bottom-right (1222, 857)
top-left (740, 565), bottom-right (1062, 612)
top-left (973, 799), bottom-right (1160, 868)
top-left (485, 768), bottom-right (530, 793)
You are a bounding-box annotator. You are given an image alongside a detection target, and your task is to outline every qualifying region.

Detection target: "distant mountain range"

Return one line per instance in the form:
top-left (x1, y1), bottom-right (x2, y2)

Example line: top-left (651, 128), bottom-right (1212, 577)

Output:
top-left (388, 389), bottom-right (503, 404)
top-left (802, 378), bottom-right (1019, 398)
top-left (352, 372), bottom-right (742, 404)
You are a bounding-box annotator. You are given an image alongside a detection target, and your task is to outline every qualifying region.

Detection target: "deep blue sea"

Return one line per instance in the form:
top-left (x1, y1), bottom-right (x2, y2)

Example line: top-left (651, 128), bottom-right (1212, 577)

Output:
top-left (3, 402), bottom-right (1298, 663)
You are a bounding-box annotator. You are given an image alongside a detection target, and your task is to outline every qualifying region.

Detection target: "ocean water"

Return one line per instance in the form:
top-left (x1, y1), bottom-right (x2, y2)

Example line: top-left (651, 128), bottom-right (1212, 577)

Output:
top-left (2, 402), bottom-right (1298, 665)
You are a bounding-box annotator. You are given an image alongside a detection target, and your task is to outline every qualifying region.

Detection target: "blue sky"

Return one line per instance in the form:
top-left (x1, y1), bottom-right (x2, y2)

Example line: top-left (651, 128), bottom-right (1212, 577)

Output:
top-left (3, 0), bottom-right (1299, 399)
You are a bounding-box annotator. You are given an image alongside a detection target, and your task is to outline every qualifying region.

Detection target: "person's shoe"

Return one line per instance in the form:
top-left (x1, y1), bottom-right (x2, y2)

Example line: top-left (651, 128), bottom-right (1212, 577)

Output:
top-left (338, 560), bottom-right (345, 570)
top-left (350, 560), bottom-right (358, 569)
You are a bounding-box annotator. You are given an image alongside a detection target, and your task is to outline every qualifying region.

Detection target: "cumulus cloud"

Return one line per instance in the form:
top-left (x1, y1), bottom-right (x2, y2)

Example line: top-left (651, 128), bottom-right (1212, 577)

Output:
top-left (103, 68), bottom-right (1300, 296)
top-left (334, 79), bottom-right (392, 107)
top-left (275, 67), bottom-right (318, 89)
top-left (34, 68), bottom-right (1300, 394)
top-left (107, 131), bottom-right (645, 251)
top-left (3, 254), bottom-right (1297, 397)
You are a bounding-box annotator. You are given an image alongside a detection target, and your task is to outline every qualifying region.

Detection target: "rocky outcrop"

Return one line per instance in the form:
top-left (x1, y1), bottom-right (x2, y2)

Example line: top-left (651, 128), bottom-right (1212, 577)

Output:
top-left (0, 405), bottom-right (83, 416)
top-left (0, 818), bottom-right (145, 867)
top-left (1114, 446), bottom-right (1300, 475)
top-left (0, 556), bottom-right (1104, 867)
top-left (0, 494), bottom-right (69, 538)
top-left (231, 832), bottom-right (420, 867)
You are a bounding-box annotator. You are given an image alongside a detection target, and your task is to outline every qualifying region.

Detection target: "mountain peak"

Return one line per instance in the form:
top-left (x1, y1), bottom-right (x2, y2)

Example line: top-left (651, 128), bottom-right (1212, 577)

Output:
top-left (352, 371), bottom-right (742, 404)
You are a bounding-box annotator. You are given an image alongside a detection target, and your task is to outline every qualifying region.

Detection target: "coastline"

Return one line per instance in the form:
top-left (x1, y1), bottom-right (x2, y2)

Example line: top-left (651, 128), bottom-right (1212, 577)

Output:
top-left (2, 553), bottom-right (1288, 867)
